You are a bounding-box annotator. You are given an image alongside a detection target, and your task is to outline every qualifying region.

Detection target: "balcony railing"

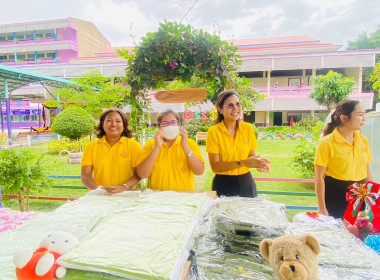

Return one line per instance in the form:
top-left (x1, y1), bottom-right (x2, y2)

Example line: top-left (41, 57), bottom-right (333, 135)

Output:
top-left (255, 85), bottom-right (361, 97)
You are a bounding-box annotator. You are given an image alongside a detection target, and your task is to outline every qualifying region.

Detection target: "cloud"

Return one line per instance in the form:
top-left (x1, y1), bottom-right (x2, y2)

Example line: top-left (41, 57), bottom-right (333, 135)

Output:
top-left (1, 0), bottom-right (379, 47)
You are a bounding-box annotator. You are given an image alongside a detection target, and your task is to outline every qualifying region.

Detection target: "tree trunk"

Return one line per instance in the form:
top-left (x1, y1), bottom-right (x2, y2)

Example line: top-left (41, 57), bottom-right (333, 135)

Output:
top-left (18, 188), bottom-right (25, 212)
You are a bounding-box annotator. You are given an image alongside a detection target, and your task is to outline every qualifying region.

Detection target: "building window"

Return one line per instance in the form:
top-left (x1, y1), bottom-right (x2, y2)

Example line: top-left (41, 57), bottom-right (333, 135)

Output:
top-left (0, 55), bottom-right (7, 60)
top-left (37, 53), bottom-right (45, 58)
top-left (25, 33), bottom-right (34, 40)
top-left (46, 53), bottom-right (55, 58)
top-left (27, 54), bottom-right (35, 59)
top-left (18, 54), bottom-right (26, 60)
top-left (0, 36), bottom-right (6, 42)
top-left (9, 55), bottom-right (15, 59)
top-left (7, 35), bottom-right (13, 41)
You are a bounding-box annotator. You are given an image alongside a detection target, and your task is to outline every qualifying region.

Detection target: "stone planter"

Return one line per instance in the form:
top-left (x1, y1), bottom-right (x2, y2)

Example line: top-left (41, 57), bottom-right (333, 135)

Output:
top-left (59, 150), bottom-right (83, 164)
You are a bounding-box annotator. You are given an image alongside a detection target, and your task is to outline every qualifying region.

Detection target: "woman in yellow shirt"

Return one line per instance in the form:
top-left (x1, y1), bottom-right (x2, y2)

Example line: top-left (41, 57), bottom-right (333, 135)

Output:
top-left (314, 99), bottom-right (373, 218)
top-left (137, 109), bottom-right (204, 191)
top-left (81, 108), bottom-right (142, 195)
top-left (206, 90), bottom-right (270, 197)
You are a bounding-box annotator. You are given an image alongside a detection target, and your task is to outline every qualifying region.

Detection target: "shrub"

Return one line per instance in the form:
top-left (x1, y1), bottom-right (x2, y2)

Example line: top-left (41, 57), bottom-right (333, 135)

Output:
top-left (0, 149), bottom-right (52, 211)
top-left (184, 119), bottom-right (213, 142)
top-left (51, 106), bottom-right (95, 140)
top-left (45, 136), bottom-right (92, 154)
top-left (290, 140), bottom-right (316, 178)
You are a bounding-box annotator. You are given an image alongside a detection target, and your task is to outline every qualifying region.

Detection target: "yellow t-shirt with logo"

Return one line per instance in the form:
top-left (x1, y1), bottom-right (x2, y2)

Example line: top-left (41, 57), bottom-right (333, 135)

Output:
top-left (137, 137), bottom-right (204, 191)
top-left (314, 129), bottom-right (372, 181)
top-left (206, 121), bottom-right (258, 176)
top-left (81, 136), bottom-right (142, 186)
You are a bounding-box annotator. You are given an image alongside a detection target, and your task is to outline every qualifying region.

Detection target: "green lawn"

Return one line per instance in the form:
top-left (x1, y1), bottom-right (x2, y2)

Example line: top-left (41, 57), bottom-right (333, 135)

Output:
top-left (2, 139), bottom-right (317, 219)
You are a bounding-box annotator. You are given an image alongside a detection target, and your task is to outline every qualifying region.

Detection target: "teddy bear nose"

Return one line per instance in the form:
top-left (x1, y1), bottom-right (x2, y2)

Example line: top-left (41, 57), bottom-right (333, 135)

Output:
top-left (289, 265), bottom-right (295, 272)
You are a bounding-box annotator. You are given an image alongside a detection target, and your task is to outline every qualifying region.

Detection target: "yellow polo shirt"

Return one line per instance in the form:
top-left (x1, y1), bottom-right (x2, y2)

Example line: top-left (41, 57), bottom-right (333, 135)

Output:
top-left (314, 129), bottom-right (372, 181)
top-left (206, 121), bottom-right (258, 175)
top-left (81, 136), bottom-right (142, 187)
top-left (137, 137), bottom-right (204, 191)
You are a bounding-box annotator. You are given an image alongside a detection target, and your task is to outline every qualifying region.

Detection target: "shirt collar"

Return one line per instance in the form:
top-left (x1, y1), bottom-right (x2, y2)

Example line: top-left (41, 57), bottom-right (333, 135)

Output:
top-left (332, 128), bottom-right (359, 144)
top-left (218, 120), bottom-right (240, 135)
top-left (163, 136), bottom-right (181, 147)
top-left (99, 136), bottom-right (127, 144)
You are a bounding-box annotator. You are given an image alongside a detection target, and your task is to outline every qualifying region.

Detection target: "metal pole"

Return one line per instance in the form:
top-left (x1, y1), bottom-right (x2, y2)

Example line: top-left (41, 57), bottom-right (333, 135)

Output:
top-left (0, 95), bottom-right (4, 132)
top-left (4, 79), bottom-right (12, 145)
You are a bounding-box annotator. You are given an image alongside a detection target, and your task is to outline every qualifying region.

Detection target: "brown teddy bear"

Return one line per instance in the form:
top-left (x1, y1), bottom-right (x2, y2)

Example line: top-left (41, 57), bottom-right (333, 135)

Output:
top-left (260, 234), bottom-right (320, 280)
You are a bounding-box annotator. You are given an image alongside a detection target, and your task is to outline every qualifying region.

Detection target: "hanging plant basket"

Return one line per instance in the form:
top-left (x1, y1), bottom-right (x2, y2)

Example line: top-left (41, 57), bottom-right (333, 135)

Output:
top-left (154, 88), bottom-right (207, 103)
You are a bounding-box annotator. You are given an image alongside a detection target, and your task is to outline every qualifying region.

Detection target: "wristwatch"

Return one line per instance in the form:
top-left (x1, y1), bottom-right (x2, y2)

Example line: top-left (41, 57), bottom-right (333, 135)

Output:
top-left (237, 161), bottom-right (241, 166)
top-left (186, 151), bottom-right (193, 158)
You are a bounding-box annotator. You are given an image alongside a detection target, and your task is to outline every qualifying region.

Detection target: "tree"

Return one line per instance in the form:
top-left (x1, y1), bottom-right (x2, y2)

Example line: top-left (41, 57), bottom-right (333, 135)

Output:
top-left (51, 106), bottom-right (95, 140)
top-left (0, 150), bottom-right (52, 211)
top-left (347, 28), bottom-right (380, 50)
top-left (370, 62), bottom-right (380, 98)
top-left (118, 21), bottom-right (263, 137)
top-left (309, 70), bottom-right (356, 110)
top-left (58, 70), bottom-right (131, 118)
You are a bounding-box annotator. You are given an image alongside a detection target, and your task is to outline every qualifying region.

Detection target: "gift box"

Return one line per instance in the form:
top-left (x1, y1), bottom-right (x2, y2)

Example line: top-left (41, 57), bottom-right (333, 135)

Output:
top-left (344, 181), bottom-right (380, 231)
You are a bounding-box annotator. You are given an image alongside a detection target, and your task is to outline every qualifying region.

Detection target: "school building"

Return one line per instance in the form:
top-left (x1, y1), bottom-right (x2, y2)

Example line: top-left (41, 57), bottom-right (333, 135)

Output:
top-left (1, 18), bottom-right (380, 129)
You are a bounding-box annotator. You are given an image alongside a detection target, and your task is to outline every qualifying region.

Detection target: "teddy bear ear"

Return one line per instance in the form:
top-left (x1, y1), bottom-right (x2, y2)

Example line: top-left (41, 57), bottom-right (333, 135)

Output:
top-left (260, 239), bottom-right (273, 259)
top-left (302, 234), bottom-right (320, 255)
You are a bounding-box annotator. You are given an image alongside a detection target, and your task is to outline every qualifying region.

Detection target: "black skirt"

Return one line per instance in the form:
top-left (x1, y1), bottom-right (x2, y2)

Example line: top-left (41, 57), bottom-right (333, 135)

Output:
top-left (212, 172), bottom-right (257, 198)
top-left (324, 175), bottom-right (366, 219)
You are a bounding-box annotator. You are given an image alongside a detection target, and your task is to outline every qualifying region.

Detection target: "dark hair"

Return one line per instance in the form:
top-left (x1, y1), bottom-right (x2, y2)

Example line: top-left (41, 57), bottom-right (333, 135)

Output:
top-left (157, 109), bottom-right (180, 126)
top-left (323, 99), bottom-right (360, 136)
top-left (214, 90), bottom-right (239, 124)
top-left (95, 108), bottom-right (133, 138)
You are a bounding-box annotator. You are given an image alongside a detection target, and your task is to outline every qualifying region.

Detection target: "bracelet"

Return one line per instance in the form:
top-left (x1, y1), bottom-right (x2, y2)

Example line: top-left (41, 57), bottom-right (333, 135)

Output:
top-left (122, 184), bottom-right (129, 191)
top-left (96, 185), bottom-right (104, 190)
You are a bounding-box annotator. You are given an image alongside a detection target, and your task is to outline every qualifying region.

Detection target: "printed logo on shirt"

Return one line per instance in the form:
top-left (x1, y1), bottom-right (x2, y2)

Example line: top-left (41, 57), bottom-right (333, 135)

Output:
top-left (120, 152), bottom-right (128, 158)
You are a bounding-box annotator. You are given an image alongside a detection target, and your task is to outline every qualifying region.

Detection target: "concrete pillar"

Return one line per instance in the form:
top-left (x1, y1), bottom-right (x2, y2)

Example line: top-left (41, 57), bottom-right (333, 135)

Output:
top-left (282, 111), bottom-right (288, 125)
top-left (358, 67), bottom-right (363, 94)
top-left (265, 111), bottom-right (270, 127)
top-left (267, 71), bottom-right (271, 95)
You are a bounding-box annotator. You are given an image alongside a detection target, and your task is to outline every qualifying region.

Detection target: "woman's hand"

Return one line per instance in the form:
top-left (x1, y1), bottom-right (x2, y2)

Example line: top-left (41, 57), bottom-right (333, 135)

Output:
top-left (154, 128), bottom-right (165, 148)
top-left (180, 126), bottom-right (189, 149)
top-left (318, 207), bottom-right (329, 216)
top-left (103, 185), bottom-right (129, 195)
top-left (243, 156), bottom-right (271, 172)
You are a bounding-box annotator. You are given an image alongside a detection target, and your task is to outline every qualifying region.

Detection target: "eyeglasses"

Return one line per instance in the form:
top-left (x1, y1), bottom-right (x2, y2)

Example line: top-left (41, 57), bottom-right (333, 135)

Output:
top-left (223, 102), bottom-right (242, 110)
top-left (160, 120), bottom-right (178, 127)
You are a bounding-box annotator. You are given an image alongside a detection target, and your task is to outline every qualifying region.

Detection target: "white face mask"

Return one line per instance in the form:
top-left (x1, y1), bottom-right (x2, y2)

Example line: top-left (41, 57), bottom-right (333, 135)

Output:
top-left (162, 125), bottom-right (179, 140)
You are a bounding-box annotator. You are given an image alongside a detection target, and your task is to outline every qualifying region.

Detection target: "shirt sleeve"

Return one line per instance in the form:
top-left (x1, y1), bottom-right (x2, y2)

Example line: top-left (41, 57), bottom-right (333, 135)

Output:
top-left (81, 141), bottom-right (95, 166)
top-left (206, 127), bottom-right (220, 154)
top-left (314, 140), bottom-right (331, 167)
top-left (130, 139), bottom-right (143, 168)
top-left (136, 140), bottom-right (154, 166)
top-left (249, 124), bottom-right (259, 151)
top-left (364, 137), bottom-right (373, 164)
top-left (188, 139), bottom-right (204, 162)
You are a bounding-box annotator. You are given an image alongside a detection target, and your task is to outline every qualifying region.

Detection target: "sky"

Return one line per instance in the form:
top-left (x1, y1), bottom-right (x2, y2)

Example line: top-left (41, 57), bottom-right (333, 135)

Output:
top-left (2, 0), bottom-right (380, 48)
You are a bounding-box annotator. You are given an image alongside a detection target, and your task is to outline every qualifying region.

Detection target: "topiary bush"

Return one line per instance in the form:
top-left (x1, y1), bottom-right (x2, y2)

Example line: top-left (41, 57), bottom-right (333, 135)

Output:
top-left (51, 107), bottom-right (95, 140)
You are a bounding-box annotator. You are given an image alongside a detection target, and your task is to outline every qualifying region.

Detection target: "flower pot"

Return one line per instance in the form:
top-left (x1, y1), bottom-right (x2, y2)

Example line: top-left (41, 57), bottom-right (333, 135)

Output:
top-left (59, 150), bottom-right (83, 164)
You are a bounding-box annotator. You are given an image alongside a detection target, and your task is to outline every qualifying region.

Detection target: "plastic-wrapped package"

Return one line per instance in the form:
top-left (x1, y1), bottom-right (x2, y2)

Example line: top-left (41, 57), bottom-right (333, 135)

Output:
top-left (59, 192), bottom-right (210, 280)
top-left (288, 222), bottom-right (380, 279)
top-left (189, 196), bottom-right (288, 280)
top-left (0, 195), bottom-right (137, 279)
